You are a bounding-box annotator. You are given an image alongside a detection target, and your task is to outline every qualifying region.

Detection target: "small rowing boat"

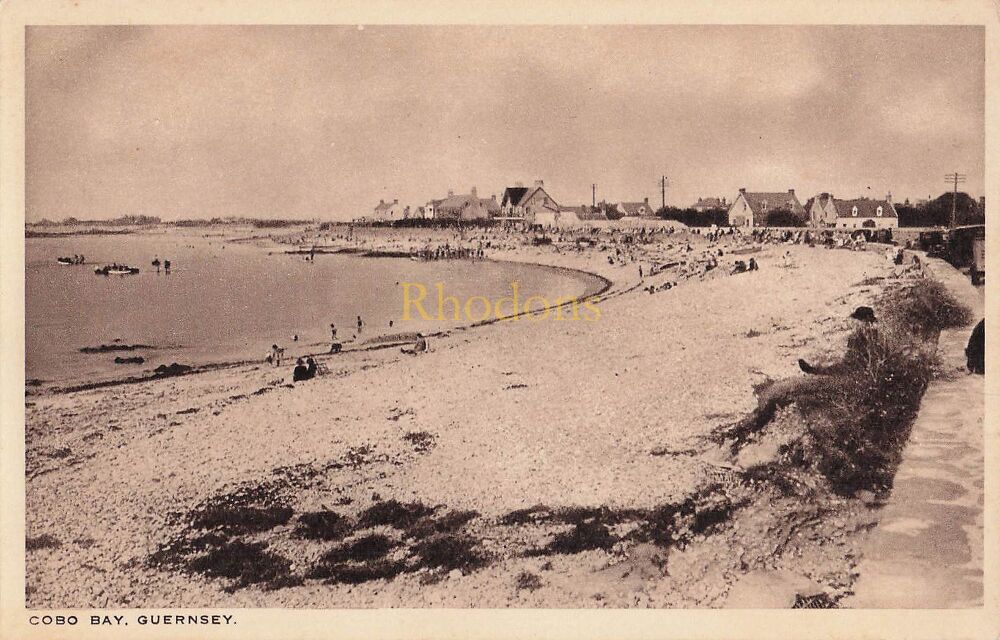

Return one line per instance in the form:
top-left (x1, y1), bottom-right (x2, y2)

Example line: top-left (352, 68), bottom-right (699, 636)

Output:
top-left (94, 265), bottom-right (140, 276)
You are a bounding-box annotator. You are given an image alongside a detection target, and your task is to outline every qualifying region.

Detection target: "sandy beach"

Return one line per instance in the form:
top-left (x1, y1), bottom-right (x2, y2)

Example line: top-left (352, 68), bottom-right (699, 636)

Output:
top-left (24, 226), bottom-right (917, 608)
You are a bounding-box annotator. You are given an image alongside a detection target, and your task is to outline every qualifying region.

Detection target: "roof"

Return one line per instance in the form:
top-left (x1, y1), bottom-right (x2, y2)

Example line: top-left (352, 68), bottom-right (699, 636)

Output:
top-left (619, 201), bottom-right (651, 216)
top-left (481, 197), bottom-right (500, 214)
top-left (502, 187), bottom-right (529, 207)
top-left (434, 193), bottom-right (499, 216)
top-left (436, 194), bottom-right (478, 212)
top-left (739, 191), bottom-right (806, 216)
top-left (831, 199), bottom-right (898, 219)
top-left (374, 201), bottom-right (393, 212)
top-left (692, 197), bottom-right (725, 209)
top-left (503, 185), bottom-right (560, 210)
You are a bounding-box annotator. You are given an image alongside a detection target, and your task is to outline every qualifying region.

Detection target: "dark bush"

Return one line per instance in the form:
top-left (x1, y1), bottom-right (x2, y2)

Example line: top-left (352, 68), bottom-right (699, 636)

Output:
top-left (294, 511), bottom-right (353, 541)
top-left (25, 534), bottom-right (61, 551)
top-left (544, 521), bottom-right (618, 554)
top-left (881, 279), bottom-right (974, 337)
top-left (190, 505), bottom-right (293, 535)
top-left (656, 206), bottom-right (729, 227)
top-left (516, 571), bottom-right (544, 592)
top-left (413, 533), bottom-right (488, 572)
top-left (187, 540), bottom-right (294, 592)
top-left (765, 209), bottom-right (806, 227)
top-left (320, 534), bottom-right (395, 564)
top-left (406, 509), bottom-right (479, 539)
top-left (358, 499), bottom-right (436, 529)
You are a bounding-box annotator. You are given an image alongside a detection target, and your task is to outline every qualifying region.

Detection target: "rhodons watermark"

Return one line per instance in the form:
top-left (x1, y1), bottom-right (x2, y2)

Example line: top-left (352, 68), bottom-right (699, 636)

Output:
top-left (400, 282), bottom-right (601, 322)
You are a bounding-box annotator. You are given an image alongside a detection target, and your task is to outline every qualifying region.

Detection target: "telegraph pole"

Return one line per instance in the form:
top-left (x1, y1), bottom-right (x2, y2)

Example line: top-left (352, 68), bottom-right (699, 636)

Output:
top-left (592, 183), bottom-right (596, 207)
top-left (944, 172), bottom-right (966, 229)
top-left (661, 175), bottom-right (669, 210)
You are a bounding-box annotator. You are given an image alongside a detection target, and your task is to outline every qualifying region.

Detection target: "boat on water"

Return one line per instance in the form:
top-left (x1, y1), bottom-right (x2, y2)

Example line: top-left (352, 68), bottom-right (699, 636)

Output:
top-left (94, 264), bottom-right (140, 276)
top-left (57, 256), bottom-right (86, 265)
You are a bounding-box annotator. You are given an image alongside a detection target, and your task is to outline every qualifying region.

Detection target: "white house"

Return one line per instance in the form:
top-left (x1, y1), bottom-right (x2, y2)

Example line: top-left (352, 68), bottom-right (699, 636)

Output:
top-left (373, 198), bottom-right (405, 221)
top-left (500, 180), bottom-right (561, 223)
top-left (727, 188), bottom-right (806, 227)
top-left (806, 194), bottom-right (898, 229)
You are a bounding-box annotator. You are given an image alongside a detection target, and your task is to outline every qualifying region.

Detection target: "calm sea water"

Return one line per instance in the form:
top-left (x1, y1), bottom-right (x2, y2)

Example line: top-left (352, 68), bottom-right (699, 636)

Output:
top-left (26, 229), bottom-right (603, 384)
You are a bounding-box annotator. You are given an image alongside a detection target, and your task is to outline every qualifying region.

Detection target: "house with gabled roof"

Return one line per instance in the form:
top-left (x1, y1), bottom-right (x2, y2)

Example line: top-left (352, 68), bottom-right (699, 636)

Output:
top-left (373, 198), bottom-right (405, 221)
top-left (807, 193), bottom-right (898, 229)
top-left (618, 198), bottom-right (655, 218)
top-left (432, 187), bottom-right (499, 221)
top-left (499, 180), bottom-right (561, 223)
top-left (727, 188), bottom-right (806, 227)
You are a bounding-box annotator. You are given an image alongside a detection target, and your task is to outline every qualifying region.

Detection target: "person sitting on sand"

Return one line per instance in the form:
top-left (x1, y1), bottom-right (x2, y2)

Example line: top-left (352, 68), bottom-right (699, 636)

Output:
top-left (292, 358), bottom-right (310, 382)
top-left (731, 260), bottom-right (747, 275)
top-left (401, 333), bottom-right (428, 355)
top-left (748, 257), bottom-right (758, 271)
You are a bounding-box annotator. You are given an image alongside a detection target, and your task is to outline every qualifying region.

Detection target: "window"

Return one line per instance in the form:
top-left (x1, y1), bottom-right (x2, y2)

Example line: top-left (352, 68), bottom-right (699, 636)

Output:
top-left (851, 206), bottom-right (858, 217)
top-left (876, 206), bottom-right (883, 217)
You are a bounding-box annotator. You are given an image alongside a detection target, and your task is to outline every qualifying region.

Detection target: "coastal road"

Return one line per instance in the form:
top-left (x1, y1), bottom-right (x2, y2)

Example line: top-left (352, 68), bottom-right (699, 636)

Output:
top-left (846, 258), bottom-right (985, 607)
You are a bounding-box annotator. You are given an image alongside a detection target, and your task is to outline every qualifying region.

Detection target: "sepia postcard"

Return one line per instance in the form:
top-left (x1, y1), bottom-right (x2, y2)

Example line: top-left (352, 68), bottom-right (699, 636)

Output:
top-left (0, 1), bottom-right (997, 638)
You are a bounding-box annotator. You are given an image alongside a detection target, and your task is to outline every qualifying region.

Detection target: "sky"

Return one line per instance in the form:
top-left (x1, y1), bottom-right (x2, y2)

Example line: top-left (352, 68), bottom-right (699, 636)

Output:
top-left (25, 25), bottom-right (985, 221)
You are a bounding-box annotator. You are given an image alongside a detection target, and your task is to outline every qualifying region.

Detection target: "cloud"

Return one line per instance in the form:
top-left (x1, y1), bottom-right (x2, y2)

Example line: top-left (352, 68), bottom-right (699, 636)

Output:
top-left (25, 25), bottom-right (984, 220)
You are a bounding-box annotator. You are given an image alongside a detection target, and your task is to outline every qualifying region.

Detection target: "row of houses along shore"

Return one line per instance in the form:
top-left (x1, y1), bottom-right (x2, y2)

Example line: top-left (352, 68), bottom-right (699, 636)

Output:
top-left (365, 179), bottom-right (900, 230)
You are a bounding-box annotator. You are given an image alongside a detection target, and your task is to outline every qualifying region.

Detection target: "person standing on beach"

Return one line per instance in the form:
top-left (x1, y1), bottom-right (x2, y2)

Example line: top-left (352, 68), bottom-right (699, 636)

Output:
top-left (357, 315), bottom-right (363, 334)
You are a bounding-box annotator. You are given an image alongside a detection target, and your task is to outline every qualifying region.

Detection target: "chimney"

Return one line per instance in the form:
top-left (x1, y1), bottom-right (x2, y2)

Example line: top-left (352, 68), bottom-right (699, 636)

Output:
top-left (644, 197), bottom-right (649, 205)
top-left (739, 187), bottom-right (746, 194)
top-left (491, 194), bottom-right (497, 202)
top-left (393, 198), bottom-right (398, 204)
top-left (534, 179), bottom-right (544, 188)
top-left (447, 189), bottom-right (454, 197)
top-left (722, 197), bottom-right (727, 205)
top-left (471, 186), bottom-right (477, 197)
top-left (515, 181), bottom-right (524, 188)
top-left (788, 189), bottom-right (795, 195)
top-left (886, 191), bottom-right (892, 204)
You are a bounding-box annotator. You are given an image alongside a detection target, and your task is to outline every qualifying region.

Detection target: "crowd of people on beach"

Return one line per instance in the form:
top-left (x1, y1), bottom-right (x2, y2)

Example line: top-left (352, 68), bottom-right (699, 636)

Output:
top-left (411, 243), bottom-right (486, 261)
top-left (256, 219), bottom-right (946, 379)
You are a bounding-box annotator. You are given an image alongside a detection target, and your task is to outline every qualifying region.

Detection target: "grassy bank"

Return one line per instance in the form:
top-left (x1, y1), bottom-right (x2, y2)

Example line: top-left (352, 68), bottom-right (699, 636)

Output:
top-left (716, 277), bottom-right (973, 497)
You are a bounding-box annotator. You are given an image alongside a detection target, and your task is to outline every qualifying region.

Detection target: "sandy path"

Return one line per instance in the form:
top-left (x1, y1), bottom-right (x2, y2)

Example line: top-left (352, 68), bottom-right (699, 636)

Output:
top-left (25, 241), bottom-right (892, 607)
